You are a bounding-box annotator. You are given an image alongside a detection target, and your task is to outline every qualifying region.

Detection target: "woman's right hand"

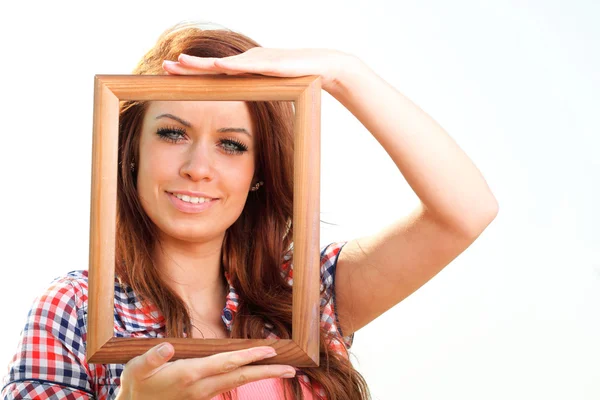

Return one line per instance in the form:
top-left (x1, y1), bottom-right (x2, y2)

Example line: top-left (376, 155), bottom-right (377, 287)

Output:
top-left (115, 342), bottom-right (297, 400)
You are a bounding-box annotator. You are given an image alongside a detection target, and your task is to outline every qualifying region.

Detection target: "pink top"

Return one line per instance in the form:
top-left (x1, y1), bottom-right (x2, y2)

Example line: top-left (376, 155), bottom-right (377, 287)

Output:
top-left (220, 377), bottom-right (316, 399)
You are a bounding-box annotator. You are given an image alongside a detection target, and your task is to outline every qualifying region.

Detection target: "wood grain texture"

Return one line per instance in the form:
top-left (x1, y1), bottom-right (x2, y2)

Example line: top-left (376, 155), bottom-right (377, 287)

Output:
top-left (86, 74), bottom-right (323, 367)
top-left (87, 77), bottom-right (119, 359)
top-left (292, 79), bottom-right (322, 367)
top-left (94, 75), bottom-right (315, 100)
top-left (89, 338), bottom-right (316, 366)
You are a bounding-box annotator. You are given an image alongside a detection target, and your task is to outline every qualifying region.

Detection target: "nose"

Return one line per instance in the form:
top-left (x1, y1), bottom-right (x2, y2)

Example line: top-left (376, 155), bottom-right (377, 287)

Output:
top-left (180, 142), bottom-right (215, 182)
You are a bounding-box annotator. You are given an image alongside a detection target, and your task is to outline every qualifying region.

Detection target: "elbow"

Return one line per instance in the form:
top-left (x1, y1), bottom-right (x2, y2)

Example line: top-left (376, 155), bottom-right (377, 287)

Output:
top-left (466, 199), bottom-right (499, 238)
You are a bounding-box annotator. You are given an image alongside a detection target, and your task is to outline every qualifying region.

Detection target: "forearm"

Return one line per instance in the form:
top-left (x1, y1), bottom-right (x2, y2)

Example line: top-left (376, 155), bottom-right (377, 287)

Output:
top-left (325, 57), bottom-right (498, 237)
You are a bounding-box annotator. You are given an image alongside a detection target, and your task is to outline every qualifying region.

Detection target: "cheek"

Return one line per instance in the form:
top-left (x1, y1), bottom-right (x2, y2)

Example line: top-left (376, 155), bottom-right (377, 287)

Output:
top-left (148, 152), bottom-right (177, 178)
top-left (220, 159), bottom-right (255, 191)
top-left (137, 147), bottom-right (176, 193)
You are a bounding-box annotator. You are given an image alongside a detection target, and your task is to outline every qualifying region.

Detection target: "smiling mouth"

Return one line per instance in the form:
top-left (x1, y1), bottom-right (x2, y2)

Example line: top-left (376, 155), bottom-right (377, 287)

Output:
top-left (168, 192), bottom-right (216, 204)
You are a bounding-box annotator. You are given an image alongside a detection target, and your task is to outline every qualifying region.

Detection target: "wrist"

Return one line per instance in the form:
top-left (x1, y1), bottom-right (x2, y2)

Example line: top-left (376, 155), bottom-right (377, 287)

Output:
top-left (322, 52), bottom-right (366, 95)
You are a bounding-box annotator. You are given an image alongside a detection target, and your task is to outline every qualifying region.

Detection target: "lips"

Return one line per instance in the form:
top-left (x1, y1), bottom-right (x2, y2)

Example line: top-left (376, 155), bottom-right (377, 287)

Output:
top-left (166, 191), bottom-right (219, 214)
top-left (167, 190), bottom-right (217, 199)
top-left (168, 192), bottom-right (214, 204)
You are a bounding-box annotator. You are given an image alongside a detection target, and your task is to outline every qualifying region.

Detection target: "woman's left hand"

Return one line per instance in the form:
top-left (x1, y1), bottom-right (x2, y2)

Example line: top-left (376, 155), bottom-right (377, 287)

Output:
top-left (162, 48), bottom-right (357, 93)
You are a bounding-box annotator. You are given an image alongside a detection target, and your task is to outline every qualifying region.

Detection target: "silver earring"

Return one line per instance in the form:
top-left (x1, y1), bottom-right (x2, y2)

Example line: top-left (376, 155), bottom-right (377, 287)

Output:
top-left (250, 181), bottom-right (264, 191)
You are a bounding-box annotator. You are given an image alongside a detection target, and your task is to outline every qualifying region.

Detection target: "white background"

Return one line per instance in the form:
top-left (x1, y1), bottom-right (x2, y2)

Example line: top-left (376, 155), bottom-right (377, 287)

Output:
top-left (1, 1), bottom-right (598, 399)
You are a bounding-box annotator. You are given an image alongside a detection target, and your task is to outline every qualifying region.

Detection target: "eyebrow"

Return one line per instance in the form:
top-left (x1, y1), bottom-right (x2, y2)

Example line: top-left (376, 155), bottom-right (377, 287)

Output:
top-left (155, 113), bottom-right (252, 137)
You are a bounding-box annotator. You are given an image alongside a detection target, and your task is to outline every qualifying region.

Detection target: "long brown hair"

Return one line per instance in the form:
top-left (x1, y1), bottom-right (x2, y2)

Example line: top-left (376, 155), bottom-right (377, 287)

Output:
top-left (115, 22), bottom-right (371, 400)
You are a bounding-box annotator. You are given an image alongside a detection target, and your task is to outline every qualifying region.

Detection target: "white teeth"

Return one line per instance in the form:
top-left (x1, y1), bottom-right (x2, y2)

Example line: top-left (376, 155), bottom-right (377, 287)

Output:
top-left (173, 193), bottom-right (212, 204)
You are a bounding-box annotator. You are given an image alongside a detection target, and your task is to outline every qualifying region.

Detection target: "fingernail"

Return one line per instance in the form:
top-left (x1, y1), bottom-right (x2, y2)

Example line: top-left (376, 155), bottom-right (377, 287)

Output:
top-left (157, 343), bottom-right (171, 358)
top-left (163, 60), bottom-right (177, 66)
top-left (281, 369), bottom-right (296, 378)
top-left (261, 348), bottom-right (277, 358)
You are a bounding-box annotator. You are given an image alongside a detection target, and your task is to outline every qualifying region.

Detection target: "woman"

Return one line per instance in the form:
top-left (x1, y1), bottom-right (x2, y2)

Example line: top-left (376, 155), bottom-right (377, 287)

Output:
top-left (1, 22), bottom-right (498, 400)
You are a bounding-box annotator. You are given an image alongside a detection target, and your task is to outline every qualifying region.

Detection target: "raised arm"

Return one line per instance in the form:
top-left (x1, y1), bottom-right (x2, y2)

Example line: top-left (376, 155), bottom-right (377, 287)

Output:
top-left (326, 57), bottom-right (498, 336)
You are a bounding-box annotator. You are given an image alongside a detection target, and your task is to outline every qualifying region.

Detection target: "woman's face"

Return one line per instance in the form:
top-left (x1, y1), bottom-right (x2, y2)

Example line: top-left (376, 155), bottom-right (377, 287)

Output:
top-left (137, 100), bottom-right (256, 243)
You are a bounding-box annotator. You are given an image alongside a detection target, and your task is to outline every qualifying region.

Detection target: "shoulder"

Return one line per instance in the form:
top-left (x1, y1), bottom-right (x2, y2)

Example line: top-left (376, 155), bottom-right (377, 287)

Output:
top-left (32, 270), bottom-right (146, 316)
top-left (46, 270), bottom-right (165, 335)
top-left (17, 270), bottom-right (91, 321)
top-left (1, 270), bottom-right (96, 397)
top-left (21, 269), bottom-right (91, 342)
top-left (2, 270), bottom-right (130, 398)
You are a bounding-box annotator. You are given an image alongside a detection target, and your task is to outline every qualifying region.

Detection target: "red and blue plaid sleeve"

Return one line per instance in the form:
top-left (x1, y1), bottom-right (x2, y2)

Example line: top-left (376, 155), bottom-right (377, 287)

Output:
top-left (319, 241), bottom-right (355, 351)
top-left (1, 276), bottom-right (95, 399)
top-left (280, 242), bottom-right (355, 399)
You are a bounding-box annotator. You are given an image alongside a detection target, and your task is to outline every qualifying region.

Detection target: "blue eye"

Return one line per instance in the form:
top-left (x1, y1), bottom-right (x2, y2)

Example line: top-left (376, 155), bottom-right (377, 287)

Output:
top-left (220, 137), bottom-right (249, 155)
top-left (156, 126), bottom-right (186, 143)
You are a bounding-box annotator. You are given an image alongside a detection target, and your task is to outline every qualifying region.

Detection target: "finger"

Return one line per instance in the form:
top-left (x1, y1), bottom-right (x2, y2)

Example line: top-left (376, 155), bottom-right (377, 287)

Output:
top-left (177, 53), bottom-right (222, 69)
top-left (203, 346), bottom-right (281, 376)
top-left (125, 342), bottom-right (175, 379)
top-left (214, 48), bottom-right (293, 76)
top-left (177, 53), bottom-right (240, 74)
top-left (180, 52), bottom-right (268, 75)
top-left (214, 56), bottom-right (276, 75)
top-left (162, 60), bottom-right (223, 75)
top-left (162, 60), bottom-right (255, 77)
top-left (197, 364), bottom-right (297, 398)
top-left (161, 346), bottom-right (278, 384)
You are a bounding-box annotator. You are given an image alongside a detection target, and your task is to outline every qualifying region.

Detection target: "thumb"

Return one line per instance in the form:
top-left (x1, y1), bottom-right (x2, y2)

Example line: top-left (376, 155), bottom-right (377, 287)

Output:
top-left (126, 342), bottom-right (175, 379)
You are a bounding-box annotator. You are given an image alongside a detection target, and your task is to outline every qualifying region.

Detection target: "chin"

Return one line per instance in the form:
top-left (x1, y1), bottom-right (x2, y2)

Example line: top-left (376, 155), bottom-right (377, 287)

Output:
top-left (161, 224), bottom-right (224, 243)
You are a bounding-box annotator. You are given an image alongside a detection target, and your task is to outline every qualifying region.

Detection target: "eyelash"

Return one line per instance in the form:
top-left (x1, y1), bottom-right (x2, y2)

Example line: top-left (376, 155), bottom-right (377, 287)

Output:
top-left (155, 126), bottom-right (249, 155)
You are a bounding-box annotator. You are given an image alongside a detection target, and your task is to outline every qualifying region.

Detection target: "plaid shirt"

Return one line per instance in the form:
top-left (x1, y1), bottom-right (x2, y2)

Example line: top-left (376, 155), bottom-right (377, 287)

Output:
top-left (2, 242), bottom-right (354, 399)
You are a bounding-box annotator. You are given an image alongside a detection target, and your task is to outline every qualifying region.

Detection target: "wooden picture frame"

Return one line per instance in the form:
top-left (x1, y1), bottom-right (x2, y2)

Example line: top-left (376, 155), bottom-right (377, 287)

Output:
top-left (87, 74), bottom-right (322, 367)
